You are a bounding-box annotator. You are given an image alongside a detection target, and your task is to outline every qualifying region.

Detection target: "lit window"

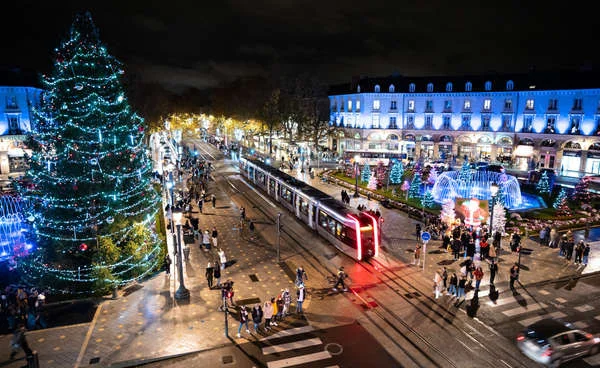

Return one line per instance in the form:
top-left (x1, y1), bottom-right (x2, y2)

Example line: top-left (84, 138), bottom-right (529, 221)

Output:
top-left (356, 100), bottom-right (360, 110)
top-left (485, 81), bottom-right (492, 91)
top-left (444, 100), bottom-right (452, 109)
top-left (446, 83), bottom-right (453, 92)
top-left (484, 99), bottom-right (491, 110)
top-left (374, 85), bottom-right (380, 93)
top-left (373, 100), bottom-right (380, 110)
top-left (526, 99), bottom-right (534, 110)
top-left (506, 80), bottom-right (514, 90)
top-left (427, 83), bottom-right (434, 92)
top-left (464, 100), bottom-right (471, 109)
top-left (409, 83), bottom-right (416, 93)
top-left (504, 99), bottom-right (512, 109)
top-left (348, 100), bottom-right (352, 111)
top-left (389, 84), bottom-right (395, 93)
top-left (465, 81), bottom-right (472, 91)
top-left (408, 100), bottom-right (415, 111)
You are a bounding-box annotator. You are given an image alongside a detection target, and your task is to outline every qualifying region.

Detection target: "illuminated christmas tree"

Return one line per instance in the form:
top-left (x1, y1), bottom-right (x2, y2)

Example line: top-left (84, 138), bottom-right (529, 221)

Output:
top-left (440, 199), bottom-right (456, 228)
top-left (556, 196), bottom-right (572, 217)
top-left (458, 161), bottom-right (471, 182)
top-left (553, 187), bottom-right (568, 209)
top-left (491, 202), bottom-right (507, 235)
top-left (408, 173), bottom-right (422, 199)
top-left (536, 171), bottom-right (551, 195)
top-left (421, 190), bottom-right (434, 208)
top-left (572, 178), bottom-right (591, 203)
top-left (367, 173), bottom-right (378, 190)
top-left (375, 161), bottom-right (386, 188)
top-left (389, 160), bottom-right (404, 184)
top-left (361, 163), bottom-right (371, 183)
top-left (19, 13), bottom-right (162, 293)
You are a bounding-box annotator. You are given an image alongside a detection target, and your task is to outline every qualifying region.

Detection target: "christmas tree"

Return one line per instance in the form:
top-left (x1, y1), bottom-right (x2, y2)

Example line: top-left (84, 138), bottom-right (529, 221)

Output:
top-left (490, 202), bottom-right (506, 235)
top-left (458, 161), bottom-right (471, 182)
top-left (496, 174), bottom-right (509, 207)
top-left (426, 167), bottom-right (438, 187)
top-left (375, 161), bottom-right (386, 188)
top-left (421, 190), bottom-right (435, 208)
top-left (553, 187), bottom-right (568, 209)
top-left (401, 180), bottom-right (410, 200)
top-left (361, 163), bottom-right (371, 183)
top-left (536, 171), bottom-right (551, 195)
top-left (19, 13), bottom-right (162, 293)
top-left (367, 173), bottom-right (378, 190)
top-left (389, 160), bottom-right (404, 184)
top-left (408, 173), bottom-right (422, 199)
top-left (556, 196), bottom-right (572, 217)
top-left (440, 199), bottom-right (456, 228)
top-left (572, 178), bottom-right (591, 203)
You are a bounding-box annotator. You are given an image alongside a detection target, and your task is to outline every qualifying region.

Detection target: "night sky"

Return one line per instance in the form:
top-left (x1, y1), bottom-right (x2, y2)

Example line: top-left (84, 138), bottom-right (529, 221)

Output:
top-left (3, 0), bottom-right (600, 94)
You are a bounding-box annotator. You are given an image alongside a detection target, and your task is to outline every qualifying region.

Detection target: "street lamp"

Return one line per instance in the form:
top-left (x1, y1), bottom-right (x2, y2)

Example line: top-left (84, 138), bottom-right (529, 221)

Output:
top-left (353, 154), bottom-right (360, 198)
top-left (172, 208), bottom-right (190, 300)
top-left (489, 182), bottom-right (499, 238)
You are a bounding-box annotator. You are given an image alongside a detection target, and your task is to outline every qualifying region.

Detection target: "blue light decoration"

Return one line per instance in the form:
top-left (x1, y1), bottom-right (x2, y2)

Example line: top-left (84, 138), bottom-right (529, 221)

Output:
top-left (0, 195), bottom-right (32, 261)
top-left (581, 117), bottom-right (595, 135)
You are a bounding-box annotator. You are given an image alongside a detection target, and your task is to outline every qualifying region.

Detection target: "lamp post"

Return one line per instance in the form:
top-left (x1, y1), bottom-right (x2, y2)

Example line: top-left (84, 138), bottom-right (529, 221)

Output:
top-left (353, 154), bottom-right (360, 198)
top-left (489, 182), bottom-right (499, 238)
top-left (172, 208), bottom-right (190, 300)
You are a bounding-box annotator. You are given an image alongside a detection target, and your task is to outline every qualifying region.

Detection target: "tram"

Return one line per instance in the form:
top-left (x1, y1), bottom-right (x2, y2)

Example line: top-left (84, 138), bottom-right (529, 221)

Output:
top-left (239, 157), bottom-right (379, 261)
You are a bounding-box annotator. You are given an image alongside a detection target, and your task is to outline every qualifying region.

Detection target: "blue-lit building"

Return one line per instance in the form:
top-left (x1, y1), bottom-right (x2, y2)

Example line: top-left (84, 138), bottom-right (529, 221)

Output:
top-left (329, 71), bottom-right (600, 177)
top-left (0, 68), bottom-right (42, 176)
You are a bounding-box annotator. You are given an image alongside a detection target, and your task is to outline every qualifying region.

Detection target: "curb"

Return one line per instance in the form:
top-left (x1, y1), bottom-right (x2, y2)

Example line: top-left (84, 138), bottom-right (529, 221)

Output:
top-left (107, 343), bottom-right (232, 368)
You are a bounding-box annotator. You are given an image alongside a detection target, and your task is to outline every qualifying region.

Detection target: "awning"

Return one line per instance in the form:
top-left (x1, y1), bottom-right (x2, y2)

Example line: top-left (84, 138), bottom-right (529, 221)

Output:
top-left (514, 145), bottom-right (533, 157)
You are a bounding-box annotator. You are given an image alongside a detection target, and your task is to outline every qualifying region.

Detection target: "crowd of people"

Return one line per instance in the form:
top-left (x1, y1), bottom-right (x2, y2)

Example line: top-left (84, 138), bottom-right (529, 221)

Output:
top-left (1, 285), bottom-right (47, 333)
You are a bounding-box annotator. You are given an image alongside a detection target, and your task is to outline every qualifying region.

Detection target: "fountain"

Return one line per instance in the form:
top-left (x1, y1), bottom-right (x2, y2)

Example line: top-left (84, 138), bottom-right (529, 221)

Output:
top-left (431, 170), bottom-right (523, 209)
top-left (0, 195), bottom-right (30, 261)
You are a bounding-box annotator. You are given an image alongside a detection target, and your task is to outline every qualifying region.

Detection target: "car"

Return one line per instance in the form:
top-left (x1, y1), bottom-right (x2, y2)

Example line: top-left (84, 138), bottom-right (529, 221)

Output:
top-left (517, 318), bottom-right (600, 367)
top-left (583, 174), bottom-right (600, 184)
top-left (485, 164), bottom-right (505, 173)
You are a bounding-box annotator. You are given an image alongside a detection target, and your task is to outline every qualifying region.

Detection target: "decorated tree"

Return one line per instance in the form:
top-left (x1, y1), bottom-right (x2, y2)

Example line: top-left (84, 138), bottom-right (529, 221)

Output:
top-left (553, 187), bottom-right (568, 209)
top-left (421, 190), bottom-right (435, 208)
top-left (375, 161), bottom-right (387, 188)
top-left (491, 202), bottom-right (507, 235)
top-left (536, 171), bottom-right (551, 195)
top-left (556, 195), bottom-right (572, 217)
top-left (401, 180), bottom-right (410, 200)
top-left (367, 173), bottom-right (378, 190)
top-left (389, 160), bottom-right (404, 184)
top-left (18, 13), bottom-right (162, 293)
top-left (426, 167), bottom-right (438, 187)
top-left (572, 178), bottom-right (591, 203)
top-left (440, 199), bottom-right (456, 228)
top-left (458, 161), bottom-right (471, 182)
top-left (496, 174), bottom-right (509, 207)
top-left (408, 173), bottom-right (422, 199)
top-left (361, 163), bottom-right (371, 183)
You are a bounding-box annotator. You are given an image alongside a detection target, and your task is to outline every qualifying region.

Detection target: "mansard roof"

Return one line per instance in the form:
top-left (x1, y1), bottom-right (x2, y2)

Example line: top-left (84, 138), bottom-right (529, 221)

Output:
top-left (329, 70), bottom-right (600, 95)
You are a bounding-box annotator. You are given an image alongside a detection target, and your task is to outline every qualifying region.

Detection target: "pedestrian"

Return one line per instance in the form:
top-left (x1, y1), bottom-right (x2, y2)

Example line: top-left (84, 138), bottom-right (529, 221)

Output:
top-left (509, 263), bottom-right (519, 293)
top-left (489, 258), bottom-right (498, 286)
top-left (456, 275), bottom-right (467, 302)
top-left (270, 297), bottom-right (279, 326)
top-left (480, 237), bottom-right (489, 259)
top-left (559, 235), bottom-right (567, 257)
top-left (212, 194), bottom-right (216, 208)
top-left (452, 238), bottom-right (461, 260)
top-left (218, 248), bottom-right (227, 270)
top-left (566, 239), bottom-right (574, 261)
top-left (225, 280), bottom-right (235, 306)
top-left (164, 254), bottom-right (172, 276)
top-left (211, 227), bottom-right (219, 248)
top-left (575, 240), bottom-right (584, 264)
top-left (488, 240), bottom-right (497, 259)
top-left (413, 243), bottom-right (422, 266)
top-left (473, 266), bottom-right (484, 290)
top-left (263, 300), bottom-right (273, 331)
top-left (9, 324), bottom-right (32, 360)
top-left (295, 266), bottom-right (308, 286)
top-left (251, 304), bottom-right (263, 332)
top-left (416, 223), bottom-right (422, 241)
top-left (332, 267), bottom-right (348, 292)
top-left (549, 228), bottom-right (558, 248)
top-left (213, 262), bottom-right (222, 287)
top-left (448, 273), bottom-right (458, 297)
top-left (296, 284), bottom-right (305, 314)
top-left (583, 243), bottom-right (591, 265)
top-left (433, 269), bottom-right (442, 299)
top-left (236, 305), bottom-right (250, 338)
top-left (281, 288), bottom-right (291, 317)
top-left (441, 267), bottom-right (448, 290)
top-left (202, 230), bottom-right (211, 251)
top-left (205, 262), bottom-right (214, 289)
top-left (240, 207), bottom-right (246, 222)
top-left (198, 198), bottom-right (203, 213)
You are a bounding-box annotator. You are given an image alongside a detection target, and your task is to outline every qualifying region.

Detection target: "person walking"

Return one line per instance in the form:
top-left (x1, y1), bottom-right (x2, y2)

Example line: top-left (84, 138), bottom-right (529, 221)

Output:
top-left (295, 266), bottom-right (308, 286)
top-left (448, 273), bottom-right (458, 297)
top-left (566, 239), bottom-right (574, 261)
top-left (263, 300), bottom-right (273, 331)
top-left (164, 254), bottom-right (172, 276)
top-left (452, 238), bottom-right (461, 260)
top-left (211, 227), bottom-right (219, 248)
top-left (212, 194), bottom-right (216, 208)
top-left (9, 324), bottom-right (32, 360)
top-left (473, 266), bottom-right (484, 291)
top-left (413, 243), bottom-right (422, 266)
top-left (575, 240), bottom-right (584, 264)
top-left (202, 230), bottom-right (211, 251)
top-left (197, 198), bottom-right (203, 214)
top-left (416, 223), bottom-right (422, 241)
top-left (456, 275), bottom-right (467, 303)
top-left (296, 284), bottom-right (305, 314)
top-left (218, 248), bottom-right (227, 270)
top-left (489, 258), bottom-right (498, 286)
top-left (270, 297), bottom-right (279, 326)
top-left (281, 288), bottom-right (291, 317)
top-left (332, 267), bottom-right (348, 292)
top-left (433, 269), bottom-right (442, 299)
top-left (213, 262), bottom-right (222, 288)
top-left (583, 243), bottom-right (591, 265)
top-left (441, 267), bottom-right (448, 291)
top-left (236, 305), bottom-right (250, 338)
top-left (205, 262), bottom-right (214, 289)
top-left (251, 304), bottom-right (263, 332)
top-left (509, 263), bottom-right (520, 293)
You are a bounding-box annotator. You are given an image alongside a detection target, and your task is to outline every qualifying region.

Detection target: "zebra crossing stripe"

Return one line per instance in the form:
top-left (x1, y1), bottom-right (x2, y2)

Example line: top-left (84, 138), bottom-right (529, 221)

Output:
top-left (502, 303), bottom-right (547, 317)
top-left (262, 337), bottom-right (323, 355)
top-left (574, 305), bottom-right (595, 312)
top-left (519, 315), bottom-right (544, 326)
top-left (267, 351), bottom-right (332, 368)
top-left (486, 293), bottom-right (533, 307)
top-left (259, 325), bottom-right (315, 342)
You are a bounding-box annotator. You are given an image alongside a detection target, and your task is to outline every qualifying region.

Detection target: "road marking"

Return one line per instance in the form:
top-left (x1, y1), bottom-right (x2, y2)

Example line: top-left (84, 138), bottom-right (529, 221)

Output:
top-left (548, 311), bottom-right (567, 319)
top-left (259, 325), bottom-right (315, 341)
top-left (262, 337), bottom-right (322, 355)
top-left (573, 321), bottom-right (589, 329)
top-left (538, 289), bottom-right (550, 295)
top-left (267, 351), bottom-right (332, 368)
top-left (574, 304), bottom-right (595, 312)
top-left (502, 303), bottom-right (547, 317)
top-left (74, 303), bottom-right (103, 368)
top-left (519, 315), bottom-right (544, 326)
top-left (487, 293), bottom-right (532, 307)
top-left (197, 144), bottom-right (216, 160)
top-left (555, 297), bottom-right (568, 303)
top-left (239, 177), bottom-right (277, 208)
top-left (457, 339), bottom-right (474, 353)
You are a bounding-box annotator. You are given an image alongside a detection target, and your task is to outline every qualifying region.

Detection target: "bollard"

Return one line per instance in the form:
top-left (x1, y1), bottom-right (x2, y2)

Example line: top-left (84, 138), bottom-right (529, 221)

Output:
top-left (27, 351), bottom-right (39, 368)
top-left (183, 246), bottom-right (190, 262)
top-left (112, 285), bottom-right (118, 300)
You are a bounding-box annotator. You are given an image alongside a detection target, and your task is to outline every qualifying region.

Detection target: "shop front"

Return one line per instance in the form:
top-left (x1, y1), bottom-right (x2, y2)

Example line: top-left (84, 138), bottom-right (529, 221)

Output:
top-left (495, 136), bottom-right (513, 164)
top-left (538, 139), bottom-right (557, 169)
top-left (456, 135), bottom-right (474, 163)
top-left (476, 136), bottom-right (493, 161)
top-left (402, 133), bottom-right (416, 160)
top-left (438, 135), bottom-right (453, 161)
top-left (419, 135), bottom-right (434, 160)
top-left (514, 138), bottom-right (535, 171)
top-left (560, 141), bottom-right (582, 177)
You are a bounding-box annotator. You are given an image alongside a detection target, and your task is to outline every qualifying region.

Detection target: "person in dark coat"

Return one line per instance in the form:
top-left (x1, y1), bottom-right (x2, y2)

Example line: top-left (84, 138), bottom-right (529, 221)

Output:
top-left (205, 262), bottom-right (214, 289)
top-left (251, 304), bottom-right (263, 332)
top-left (9, 324), bottom-right (32, 360)
top-left (574, 241), bottom-right (584, 264)
top-left (566, 240), bottom-right (574, 261)
top-left (212, 194), bottom-right (216, 208)
top-left (489, 259), bottom-right (498, 286)
top-left (213, 263), bottom-right (221, 287)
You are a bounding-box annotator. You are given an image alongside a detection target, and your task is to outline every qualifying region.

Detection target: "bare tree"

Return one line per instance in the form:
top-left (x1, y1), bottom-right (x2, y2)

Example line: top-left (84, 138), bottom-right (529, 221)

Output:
top-left (260, 89), bottom-right (283, 155)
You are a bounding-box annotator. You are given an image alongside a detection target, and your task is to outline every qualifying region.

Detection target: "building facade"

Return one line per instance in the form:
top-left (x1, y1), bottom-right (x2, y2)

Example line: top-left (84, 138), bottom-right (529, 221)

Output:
top-left (329, 72), bottom-right (600, 177)
top-left (0, 85), bottom-right (42, 175)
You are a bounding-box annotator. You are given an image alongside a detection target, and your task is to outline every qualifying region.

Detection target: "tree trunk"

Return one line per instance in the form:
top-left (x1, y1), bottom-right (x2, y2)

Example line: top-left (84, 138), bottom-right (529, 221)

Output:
top-left (269, 129), bottom-right (273, 155)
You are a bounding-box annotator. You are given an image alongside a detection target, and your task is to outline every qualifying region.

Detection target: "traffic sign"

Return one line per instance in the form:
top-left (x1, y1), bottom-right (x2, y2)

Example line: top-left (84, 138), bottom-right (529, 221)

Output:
top-left (421, 231), bottom-right (431, 242)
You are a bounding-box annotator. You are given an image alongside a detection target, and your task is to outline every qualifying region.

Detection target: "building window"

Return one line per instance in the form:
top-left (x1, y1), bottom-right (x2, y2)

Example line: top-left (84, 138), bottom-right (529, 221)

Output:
top-left (504, 99), bottom-right (512, 110)
top-left (570, 116), bottom-right (581, 134)
top-left (482, 115), bottom-right (491, 130)
top-left (374, 85), bottom-right (380, 93)
top-left (348, 100), bottom-right (352, 111)
top-left (506, 80), bottom-right (514, 90)
top-left (427, 83), bottom-right (434, 92)
top-left (390, 116), bottom-right (397, 128)
top-left (425, 100), bottom-right (433, 111)
top-left (409, 83), bottom-right (415, 93)
top-left (523, 116), bottom-right (533, 132)
top-left (446, 82), bottom-right (453, 92)
top-left (573, 98), bottom-right (583, 110)
top-left (6, 96), bottom-right (18, 108)
top-left (442, 115), bottom-right (451, 129)
top-left (357, 85), bottom-right (361, 93)
top-left (406, 115), bottom-right (415, 128)
top-left (526, 99), bottom-right (535, 110)
top-left (373, 100), bottom-right (380, 110)
top-left (425, 115), bottom-right (433, 128)
top-left (483, 99), bottom-right (491, 110)
top-left (464, 100), bottom-right (471, 110)
top-left (372, 115), bottom-right (380, 129)
top-left (465, 81), bottom-right (472, 91)
top-left (444, 100), bottom-right (452, 110)
top-left (548, 99), bottom-right (558, 110)
top-left (7, 116), bottom-right (20, 134)
top-left (408, 100), bottom-right (415, 112)
top-left (545, 116), bottom-right (556, 134)
top-left (356, 100), bottom-right (360, 111)
top-left (461, 115), bottom-right (471, 129)
top-left (389, 84), bottom-right (395, 93)
top-left (390, 100), bottom-right (397, 110)
top-left (502, 115), bottom-right (511, 130)
top-left (485, 81), bottom-right (492, 91)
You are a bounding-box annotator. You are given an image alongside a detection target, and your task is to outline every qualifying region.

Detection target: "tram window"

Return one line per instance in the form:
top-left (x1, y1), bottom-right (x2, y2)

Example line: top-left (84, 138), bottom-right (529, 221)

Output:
top-left (328, 218), bottom-right (336, 234)
top-left (299, 198), bottom-right (309, 215)
top-left (269, 179), bottom-right (276, 193)
top-left (319, 211), bottom-right (328, 228)
top-left (281, 187), bottom-right (293, 203)
top-left (336, 223), bottom-right (344, 239)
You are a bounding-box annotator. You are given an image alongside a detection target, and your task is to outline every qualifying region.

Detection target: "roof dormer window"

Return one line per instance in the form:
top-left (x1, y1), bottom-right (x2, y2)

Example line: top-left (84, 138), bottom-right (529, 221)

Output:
top-left (427, 83), bottom-right (434, 92)
top-left (446, 82), bottom-right (453, 92)
top-left (506, 80), bottom-right (514, 91)
top-left (389, 84), bottom-right (395, 93)
top-left (409, 83), bottom-right (415, 93)
top-left (465, 81), bottom-right (472, 92)
top-left (374, 84), bottom-right (380, 93)
top-left (485, 81), bottom-right (492, 91)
